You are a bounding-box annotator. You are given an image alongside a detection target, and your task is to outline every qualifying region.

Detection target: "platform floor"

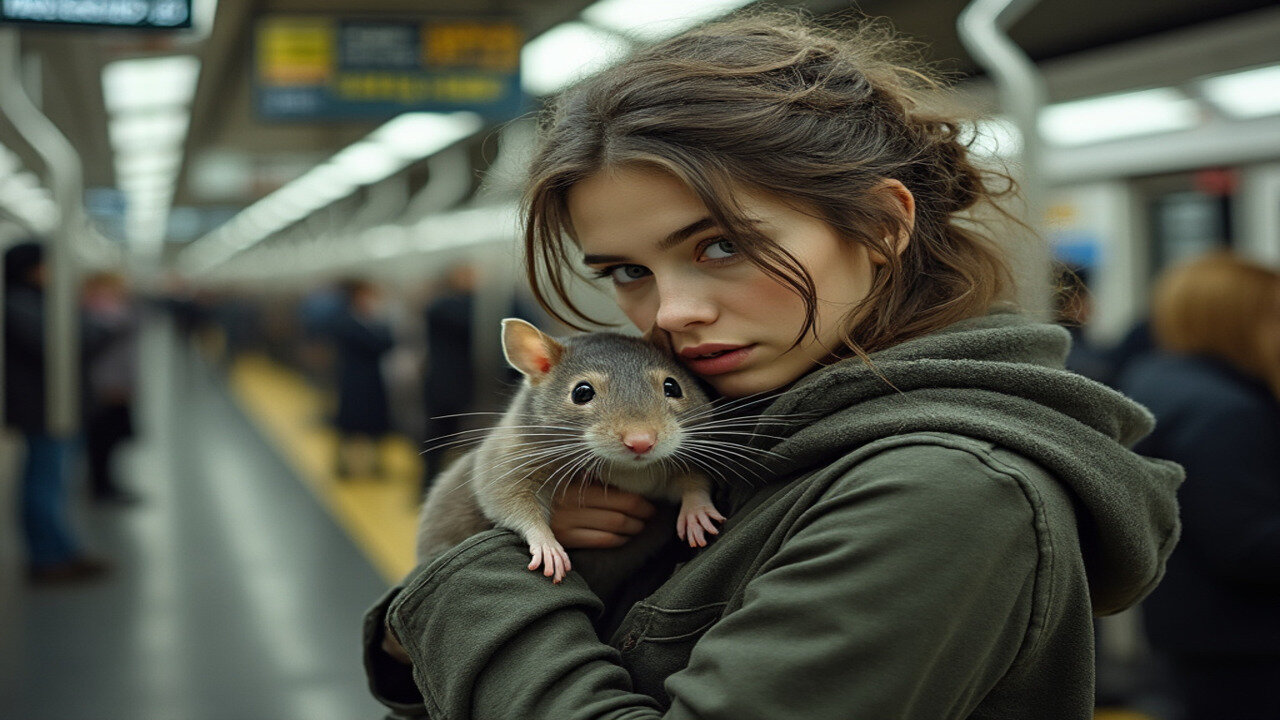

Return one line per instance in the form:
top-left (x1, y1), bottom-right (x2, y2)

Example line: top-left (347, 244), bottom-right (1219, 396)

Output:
top-left (1, 318), bottom-right (389, 720)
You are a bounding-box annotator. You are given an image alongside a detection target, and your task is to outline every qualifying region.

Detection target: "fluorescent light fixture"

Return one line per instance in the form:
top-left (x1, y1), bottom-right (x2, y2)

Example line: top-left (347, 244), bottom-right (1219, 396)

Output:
top-left (0, 148), bottom-right (20, 176)
top-left (115, 151), bottom-right (183, 178)
top-left (330, 142), bottom-right (402, 186)
top-left (370, 112), bottom-right (484, 159)
top-left (295, 163), bottom-right (360, 200)
top-left (126, 186), bottom-right (174, 204)
top-left (109, 110), bottom-right (190, 151)
top-left (1201, 64), bottom-right (1280, 119)
top-left (582, 0), bottom-right (754, 40)
top-left (119, 174), bottom-right (174, 194)
top-left (1039, 88), bottom-right (1200, 147)
top-left (521, 22), bottom-right (629, 97)
top-left (102, 55), bottom-right (201, 114)
top-left (0, 171), bottom-right (42, 200)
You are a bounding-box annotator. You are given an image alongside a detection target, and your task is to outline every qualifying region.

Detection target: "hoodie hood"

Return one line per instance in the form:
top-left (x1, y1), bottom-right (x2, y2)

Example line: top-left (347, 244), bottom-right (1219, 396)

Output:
top-left (739, 310), bottom-right (1183, 615)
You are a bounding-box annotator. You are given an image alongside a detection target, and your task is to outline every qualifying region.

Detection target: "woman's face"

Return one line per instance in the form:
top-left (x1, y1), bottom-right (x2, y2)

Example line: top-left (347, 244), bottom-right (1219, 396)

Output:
top-left (567, 166), bottom-right (879, 399)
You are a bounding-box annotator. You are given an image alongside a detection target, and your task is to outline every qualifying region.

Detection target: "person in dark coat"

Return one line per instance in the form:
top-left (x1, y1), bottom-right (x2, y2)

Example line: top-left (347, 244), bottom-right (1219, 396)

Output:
top-left (4, 241), bottom-right (109, 583)
top-left (1118, 251), bottom-right (1280, 720)
top-left (330, 279), bottom-right (395, 479)
top-left (81, 271), bottom-right (140, 504)
top-left (1053, 263), bottom-right (1116, 384)
top-left (419, 265), bottom-right (477, 490)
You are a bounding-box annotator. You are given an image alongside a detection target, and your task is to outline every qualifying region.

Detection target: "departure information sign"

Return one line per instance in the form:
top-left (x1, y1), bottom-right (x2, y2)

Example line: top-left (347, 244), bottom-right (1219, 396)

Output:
top-left (255, 16), bottom-right (524, 122)
top-left (0, 0), bottom-right (191, 28)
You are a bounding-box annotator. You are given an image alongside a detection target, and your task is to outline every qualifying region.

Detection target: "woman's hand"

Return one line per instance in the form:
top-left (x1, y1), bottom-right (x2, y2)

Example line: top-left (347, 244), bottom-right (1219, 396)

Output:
top-left (551, 480), bottom-right (657, 549)
top-left (381, 620), bottom-right (411, 664)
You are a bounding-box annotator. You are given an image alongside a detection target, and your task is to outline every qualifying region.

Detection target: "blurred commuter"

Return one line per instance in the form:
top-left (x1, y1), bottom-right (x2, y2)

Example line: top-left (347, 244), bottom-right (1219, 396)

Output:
top-left (1054, 264), bottom-right (1115, 384)
top-left (419, 265), bottom-right (477, 491)
top-left (331, 279), bottom-right (395, 479)
top-left (418, 266), bottom-right (541, 492)
top-left (297, 283), bottom-right (343, 389)
top-left (81, 272), bottom-right (140, 505)
top-left (1117, 251), bottom-right (1280, 720)
top-left (3, 241), bottom-right (109, 584)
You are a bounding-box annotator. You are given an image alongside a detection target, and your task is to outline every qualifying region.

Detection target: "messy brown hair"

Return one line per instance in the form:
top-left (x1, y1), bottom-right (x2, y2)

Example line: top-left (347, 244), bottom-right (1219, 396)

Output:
top-left (1151, 251), bottom-right (1280, 384)
top-left (522, 9), bottom-right (1014, 357)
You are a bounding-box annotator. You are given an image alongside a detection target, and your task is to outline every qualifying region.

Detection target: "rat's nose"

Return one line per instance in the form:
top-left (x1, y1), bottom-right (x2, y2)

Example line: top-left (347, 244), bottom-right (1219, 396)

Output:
top-left (622, 431), bottom-right (657, 455)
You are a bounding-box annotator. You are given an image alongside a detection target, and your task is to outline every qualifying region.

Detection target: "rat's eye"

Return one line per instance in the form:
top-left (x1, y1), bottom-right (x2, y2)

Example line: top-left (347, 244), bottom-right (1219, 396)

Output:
top-left (663, 377), bottom-right (683, 398)
top-left (571, 381), bottom-right (595, 404)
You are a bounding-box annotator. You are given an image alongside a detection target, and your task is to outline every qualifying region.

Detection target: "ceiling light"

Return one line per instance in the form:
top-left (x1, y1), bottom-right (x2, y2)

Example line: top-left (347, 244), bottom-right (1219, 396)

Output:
top-left (119, 174), bottom-right (174, 193)
top-left (521, 22), bottom-right (629, 97)
top-left (370, 112), bottom-right (484, 159)
top-left (110, 110), bottom-right (190, 151)
top-left (1039, 88), bottom-right (1200, 147)
top-left (115, 150), bottom-right (183, 178)
top-left (329, 141), bottom-right (403, 186)
top-left (582, 0), bottom-right (754, 40)
top-left (0, 147), bottom-right (20, 176)
top-left (102, 55), bottom-right (201, 114)
top-left (1201, 64), bottom-right (1280, 120)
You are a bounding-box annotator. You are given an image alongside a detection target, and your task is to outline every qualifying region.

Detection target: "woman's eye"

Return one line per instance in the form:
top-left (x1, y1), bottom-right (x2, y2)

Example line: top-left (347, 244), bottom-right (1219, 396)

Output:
top-left (701, 239), bottom-right (738, 260)
top-left (571, 381), bottom-right (595, 404)
top-left (608, 265), bottom-right (651, 284)
top-left (663, 377), bottom-right (683, 398)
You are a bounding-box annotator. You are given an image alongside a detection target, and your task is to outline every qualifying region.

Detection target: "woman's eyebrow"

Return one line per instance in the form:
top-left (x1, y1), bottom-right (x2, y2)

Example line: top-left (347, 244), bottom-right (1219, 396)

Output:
top-left (582, 217), bottom-right (716, 265)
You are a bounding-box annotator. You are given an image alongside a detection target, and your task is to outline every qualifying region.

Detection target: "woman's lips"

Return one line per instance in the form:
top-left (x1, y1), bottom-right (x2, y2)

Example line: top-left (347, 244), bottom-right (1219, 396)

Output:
top-left (680, 344), bottom-right (755, 376)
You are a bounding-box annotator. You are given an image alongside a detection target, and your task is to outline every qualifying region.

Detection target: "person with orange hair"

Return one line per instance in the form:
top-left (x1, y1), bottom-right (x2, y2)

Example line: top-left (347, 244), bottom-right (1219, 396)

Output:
top-left (1118, 251), bottom-right (1280, 719)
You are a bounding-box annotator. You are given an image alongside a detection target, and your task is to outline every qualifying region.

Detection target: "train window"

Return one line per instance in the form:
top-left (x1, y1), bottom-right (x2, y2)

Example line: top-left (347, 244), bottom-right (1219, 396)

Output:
top-left (1138, 169), bottom-right (1237, 276)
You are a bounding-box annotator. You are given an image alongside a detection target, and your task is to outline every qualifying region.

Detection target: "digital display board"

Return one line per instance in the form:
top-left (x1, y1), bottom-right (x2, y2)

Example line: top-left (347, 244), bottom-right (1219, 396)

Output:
top-left (255, 16), bottom-right (524, 122)
top-left (0, 0), bottom-right (192, 29)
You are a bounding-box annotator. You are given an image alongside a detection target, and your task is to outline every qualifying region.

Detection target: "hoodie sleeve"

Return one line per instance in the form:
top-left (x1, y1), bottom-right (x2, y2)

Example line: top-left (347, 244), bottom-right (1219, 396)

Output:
top-left (382, 442), bottom-right (1043, 720)
top-left (661, 442), bottom-right (1042, 719)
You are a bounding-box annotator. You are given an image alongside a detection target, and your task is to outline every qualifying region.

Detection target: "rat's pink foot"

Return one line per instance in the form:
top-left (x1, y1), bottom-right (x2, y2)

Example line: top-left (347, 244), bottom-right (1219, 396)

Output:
top-left (676, 502), bottom-right (726, 548)
top-left (527, 539), bottom-right (572, 583)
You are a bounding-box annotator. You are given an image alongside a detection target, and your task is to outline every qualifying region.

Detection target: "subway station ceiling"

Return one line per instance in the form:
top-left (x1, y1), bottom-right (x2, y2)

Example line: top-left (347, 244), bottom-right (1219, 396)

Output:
top-left (8, 0), bottom-right (1280, 246)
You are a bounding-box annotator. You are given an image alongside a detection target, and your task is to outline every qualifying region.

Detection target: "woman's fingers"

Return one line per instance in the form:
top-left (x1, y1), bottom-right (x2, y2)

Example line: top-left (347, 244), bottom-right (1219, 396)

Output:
top-left (555, 507), bottom-right (646, 535)
top-left (550, 479), bottom-right (658, 549)
top-left (556, 528), bottom-right (631, 549)
top-left (553, 480), bottom-right (657, 518)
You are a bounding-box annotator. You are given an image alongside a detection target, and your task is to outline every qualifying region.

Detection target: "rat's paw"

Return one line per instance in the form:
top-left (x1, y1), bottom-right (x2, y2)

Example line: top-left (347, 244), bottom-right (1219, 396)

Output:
top-left (528, 540), bottom-right (572, 584)
top-left (676, 504), bottom-right (726, 548)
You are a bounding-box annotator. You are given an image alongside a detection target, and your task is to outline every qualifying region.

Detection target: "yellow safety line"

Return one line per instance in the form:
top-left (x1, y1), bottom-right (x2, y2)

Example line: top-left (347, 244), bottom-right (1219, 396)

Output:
top-left (228, 354), bottom-right (420, 584)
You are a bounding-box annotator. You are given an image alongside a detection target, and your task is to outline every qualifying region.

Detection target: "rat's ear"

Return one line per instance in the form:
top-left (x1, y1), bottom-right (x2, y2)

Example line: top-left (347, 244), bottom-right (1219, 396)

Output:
top-left (642, 325), bottom-right (675, 359)
top-left (501, 318), bottom-right (564, 384)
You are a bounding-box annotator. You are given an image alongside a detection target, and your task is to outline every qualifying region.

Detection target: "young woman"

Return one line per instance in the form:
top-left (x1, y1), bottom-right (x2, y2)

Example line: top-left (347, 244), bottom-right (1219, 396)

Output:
top-left (363, 13), bottom-right (1182, 718)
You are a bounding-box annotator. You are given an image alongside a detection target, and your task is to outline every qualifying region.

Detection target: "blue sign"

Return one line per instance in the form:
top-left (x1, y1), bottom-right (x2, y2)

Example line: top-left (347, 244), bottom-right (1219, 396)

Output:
top-left (1, 0), bottom-right (191, 29)
top-left (255, 16), bottom-right (524, 122)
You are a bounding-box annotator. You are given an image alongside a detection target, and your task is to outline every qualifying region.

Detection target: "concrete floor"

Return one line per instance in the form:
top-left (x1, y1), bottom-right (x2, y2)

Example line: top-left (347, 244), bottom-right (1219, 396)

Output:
top-left (0, 317), bottom-right (389, 720)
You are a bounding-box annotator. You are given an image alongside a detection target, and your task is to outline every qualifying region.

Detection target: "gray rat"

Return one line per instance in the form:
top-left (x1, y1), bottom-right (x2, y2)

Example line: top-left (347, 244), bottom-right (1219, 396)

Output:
top-left (415, 318), bottom-right (725, 583)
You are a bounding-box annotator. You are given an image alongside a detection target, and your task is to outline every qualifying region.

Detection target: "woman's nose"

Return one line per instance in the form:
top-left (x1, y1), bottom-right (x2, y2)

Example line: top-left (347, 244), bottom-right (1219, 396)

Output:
top-left (654, 281), bottom-right (717, 331)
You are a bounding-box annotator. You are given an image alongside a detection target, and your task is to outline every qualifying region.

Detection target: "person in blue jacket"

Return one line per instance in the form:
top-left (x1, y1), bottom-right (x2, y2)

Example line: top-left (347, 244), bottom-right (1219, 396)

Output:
top-left (4, 241), bottom-right (110, 583)
top-left (1119, 251), bottom-right (1280, 720)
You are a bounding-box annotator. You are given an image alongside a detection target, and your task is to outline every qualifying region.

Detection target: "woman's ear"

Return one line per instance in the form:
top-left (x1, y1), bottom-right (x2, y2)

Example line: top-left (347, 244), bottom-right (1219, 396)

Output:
top-left (869, 179), bottom-right (915, 265)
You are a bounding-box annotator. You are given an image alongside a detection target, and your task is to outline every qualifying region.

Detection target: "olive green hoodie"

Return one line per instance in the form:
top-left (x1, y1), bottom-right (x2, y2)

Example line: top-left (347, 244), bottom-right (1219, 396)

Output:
top-left (365, 311), bottom-right (1182, 719)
